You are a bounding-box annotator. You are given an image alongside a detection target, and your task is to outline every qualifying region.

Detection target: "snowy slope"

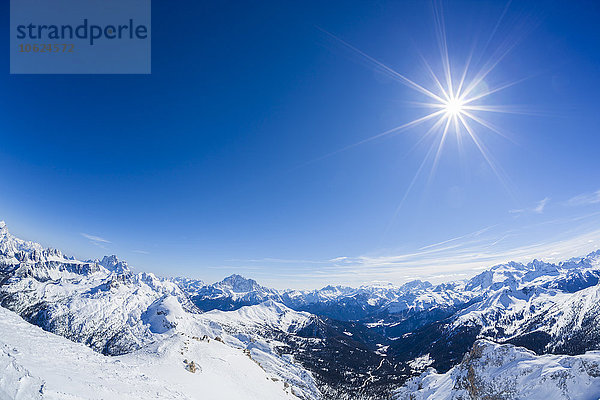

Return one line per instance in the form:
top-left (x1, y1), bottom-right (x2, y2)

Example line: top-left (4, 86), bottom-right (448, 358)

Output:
top-left (382, 251), bottom-right (600, 380)
top-left (395, 339), bottom-right (600, 400)
top-left (4, 218), bottom-right (600, 399)
top-left (447, 252), bottom-right (600, 353)
top-left (0, 306), bottom-right (299, 400)
top-left (144, 297), bottom-right (321, 399)
top-left (201, 300), bottom-right (312, 333)
top-left (0, 222), bottom-right (319, 400)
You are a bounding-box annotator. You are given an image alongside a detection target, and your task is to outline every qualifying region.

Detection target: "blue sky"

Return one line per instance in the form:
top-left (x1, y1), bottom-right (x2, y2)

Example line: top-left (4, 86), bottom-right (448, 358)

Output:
top-left (1, 0), bottom-right (600, 288)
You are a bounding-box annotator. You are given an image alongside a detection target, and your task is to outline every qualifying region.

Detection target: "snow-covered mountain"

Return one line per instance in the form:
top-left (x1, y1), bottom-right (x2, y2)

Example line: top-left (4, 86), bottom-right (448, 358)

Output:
top-left (3, 219), bottom-right (600, 399)
top-left (177, 247), bottom-right (600, 398)
top-left (184, 274), bottom-right (283, 311)
top-left (186, 274), bottom-right (475, 324)
top-left (186, 254), bottom-right (600, 338)
top-left (374, 252), bottom-right (600, 384)
top-left (395, 339), bottom-right (600, 400)
top-left (0, 305), bottom-right (298, 400)
top-left (0, 222), bottom-right (319, 400)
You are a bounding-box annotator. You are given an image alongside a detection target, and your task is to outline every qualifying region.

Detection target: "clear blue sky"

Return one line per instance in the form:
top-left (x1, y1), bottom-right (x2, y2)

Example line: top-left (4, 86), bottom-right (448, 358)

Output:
top-left (2, 0), bottom-right (600, 288)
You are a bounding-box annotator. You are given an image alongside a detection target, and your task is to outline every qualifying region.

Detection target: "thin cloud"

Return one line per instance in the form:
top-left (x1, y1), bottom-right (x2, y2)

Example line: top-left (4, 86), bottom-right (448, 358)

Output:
top-left (418, 224), bottom-right (496, 251)
top-left (510, 197), bottom-right (549, 215)
top-left (218, 210), bottom-right (600, 289)
top-left (132, 250), bottom-right (149, 255)
top-left (330, 256), bottom-right (349, 263)
top-left (305, 229), bottom-right (600, 285)
top-left (534, 197), bottom-right (549, 214)
top-left (252, 212), bottom-right (600, 289)
top-left (567, 190), bottom-right (600, 207)
top-left (80, 233), bottom-right (111, 244)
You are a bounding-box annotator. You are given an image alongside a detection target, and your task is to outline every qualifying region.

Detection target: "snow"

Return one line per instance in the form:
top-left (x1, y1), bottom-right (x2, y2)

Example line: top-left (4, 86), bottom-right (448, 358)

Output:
top-left (444, 251), bottom-right (600, 348)
top-left (4, 220), bottom-right (600, 399)
top-left (0, 306), bottom-right (297, 400)
top-left (0, 221), bottom-right (44, 257)
top-left (396, 340), bottom-right (600, 400)
top-left (408, 354), bottom-right (433, 372)
top-left (193, 303), bottom-right (321, 399)
top-left (201, 300), bottom-right (311, 333)
top-left (0, 223), bottom-right (320, 400)
top-left (0, 275), bottom-right (320, 398)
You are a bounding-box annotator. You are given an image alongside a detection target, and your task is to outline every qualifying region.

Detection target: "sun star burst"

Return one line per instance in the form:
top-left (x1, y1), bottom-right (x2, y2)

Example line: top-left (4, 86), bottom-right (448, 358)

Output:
top-left (312, 3), bottom-right (530, 216)
top-left (443, 97), bottom-right (465, 117)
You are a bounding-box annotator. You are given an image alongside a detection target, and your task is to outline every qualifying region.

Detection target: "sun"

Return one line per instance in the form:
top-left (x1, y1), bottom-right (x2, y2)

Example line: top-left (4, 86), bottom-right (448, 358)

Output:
top-left (313, 29), bottom-right (520, 185)
top-left (443, 97), bottom-right (465, 117)
top-left (314, 4), bottom-right (524, 207)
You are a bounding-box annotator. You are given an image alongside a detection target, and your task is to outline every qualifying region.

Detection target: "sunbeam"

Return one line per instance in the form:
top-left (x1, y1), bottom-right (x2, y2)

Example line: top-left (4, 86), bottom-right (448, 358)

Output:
top-left (314, 1), bottom-right (529, 209)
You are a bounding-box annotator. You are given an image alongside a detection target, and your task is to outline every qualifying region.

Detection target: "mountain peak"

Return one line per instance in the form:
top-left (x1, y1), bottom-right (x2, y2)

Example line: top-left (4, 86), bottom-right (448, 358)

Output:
top-left (400, 279), bottom-right (433, 292)
top-left (0, 221), bottom-right (7, 238)
top-left (586, 249), bottom-right (600, 260)
top-left (220, 274), bottom-right (261, 292)
top-left (0, 221), bottom-right (44, 255)
top-left (0, 221), bottom-right (8, 244)
top-left (98, 255), bottom-right (130, 274)
top-left (321, 284), bottom-right (350, 291)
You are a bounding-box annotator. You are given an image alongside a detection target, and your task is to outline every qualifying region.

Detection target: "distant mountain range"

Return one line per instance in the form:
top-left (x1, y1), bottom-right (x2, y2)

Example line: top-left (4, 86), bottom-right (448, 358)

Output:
top-left (2, 220), bottom-right (600, 399)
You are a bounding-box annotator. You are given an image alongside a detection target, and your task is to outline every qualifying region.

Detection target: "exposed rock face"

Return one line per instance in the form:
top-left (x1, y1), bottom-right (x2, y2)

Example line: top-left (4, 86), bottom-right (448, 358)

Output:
top-left (97, 255), bottom-right (131, 274)
top-left (395, 339), bottom-right (600, 400)
top-left (184, 359), bottom-right (198, 373)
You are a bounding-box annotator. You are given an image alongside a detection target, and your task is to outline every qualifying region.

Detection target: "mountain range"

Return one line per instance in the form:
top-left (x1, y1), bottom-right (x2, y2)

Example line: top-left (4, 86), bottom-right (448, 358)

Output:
top-left (1, 220), bottom-right (600, 399)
